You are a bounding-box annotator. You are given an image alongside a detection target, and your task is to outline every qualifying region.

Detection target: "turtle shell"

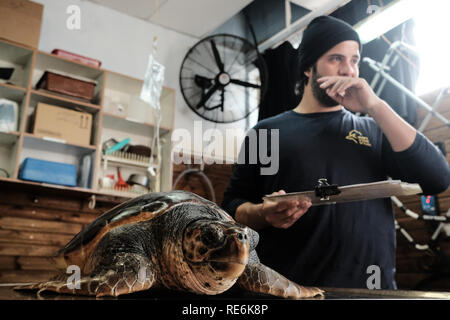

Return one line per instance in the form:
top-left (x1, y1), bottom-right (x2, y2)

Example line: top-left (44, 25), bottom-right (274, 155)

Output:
top-left (14, 190), bottom-right (325, 299)
top-left (55, 190), bottom-right (232, 271)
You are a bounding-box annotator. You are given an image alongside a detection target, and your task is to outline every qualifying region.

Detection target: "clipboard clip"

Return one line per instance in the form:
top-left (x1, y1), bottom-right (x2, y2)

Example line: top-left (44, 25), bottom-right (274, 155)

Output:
top-left (315, 178), bottom-right (341, 201)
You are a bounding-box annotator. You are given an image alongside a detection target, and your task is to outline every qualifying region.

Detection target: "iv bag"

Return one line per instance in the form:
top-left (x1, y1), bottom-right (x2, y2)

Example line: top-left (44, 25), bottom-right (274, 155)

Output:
top-left (140, 54), bottom-right (165, 110)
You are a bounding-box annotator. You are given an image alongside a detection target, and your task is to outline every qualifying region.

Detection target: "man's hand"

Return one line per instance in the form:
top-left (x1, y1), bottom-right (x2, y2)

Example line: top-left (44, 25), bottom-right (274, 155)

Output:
top-left (260, 190), bottom-right (311, 229)
top-left (317, 75), bottom-right (416, 152)
top-left (317, 76), bottom-right (382, 115)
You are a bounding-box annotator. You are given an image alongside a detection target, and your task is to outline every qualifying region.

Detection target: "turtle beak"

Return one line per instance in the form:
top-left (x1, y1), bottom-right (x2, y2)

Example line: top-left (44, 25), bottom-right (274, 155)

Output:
top-left (209, 227), bottom-right (250, 265)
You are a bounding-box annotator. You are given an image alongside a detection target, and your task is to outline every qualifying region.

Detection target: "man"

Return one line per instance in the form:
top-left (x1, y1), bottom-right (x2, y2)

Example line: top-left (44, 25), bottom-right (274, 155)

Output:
top-left (221, 16), bottom-right (450, 289)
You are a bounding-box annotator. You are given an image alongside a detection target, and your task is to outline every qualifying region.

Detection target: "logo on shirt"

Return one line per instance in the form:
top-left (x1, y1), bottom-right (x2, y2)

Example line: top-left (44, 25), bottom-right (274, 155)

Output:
top-left (345, 129), bottom-right (372, 147)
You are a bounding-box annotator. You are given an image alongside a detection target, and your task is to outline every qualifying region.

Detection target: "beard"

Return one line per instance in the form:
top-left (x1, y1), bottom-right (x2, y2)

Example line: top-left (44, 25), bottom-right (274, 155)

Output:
top-left (310, 65), bottom-right (340, 107)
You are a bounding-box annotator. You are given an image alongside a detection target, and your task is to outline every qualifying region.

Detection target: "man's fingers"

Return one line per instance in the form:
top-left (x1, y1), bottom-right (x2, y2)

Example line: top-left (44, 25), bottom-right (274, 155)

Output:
top-left (284, 205), bottom-right (300, 217)
top-left (319, 80), bottom-right (333, 89)
top-left (262, 197), bottom-right (312, 229)
top-left (330, 80), bottom-right (344, 95)
top-left (274, 200), bottom-right (299, 212)
top-left (269, 189), bottom-right (286, 196)
top-left (331, 78), bottom-right (354, 96)
top-left (334, 80), bottom-right (350, 96)
top-left (337, 79), bottom-right (359, 96)
top-left (327, 88), bottom-right (344, 104)
top-left (319, 77), bottom-right (362, 95)
top-left (270, 200), bottom-right (312, 229)
top-left (318, 76), bottom-right (341, 89)
top-left (277, 209), bottom-right (306, 229)
top-left (299, 199), bottom-right (312, 209)
top-left (261, 199), bottom-right (298, 217)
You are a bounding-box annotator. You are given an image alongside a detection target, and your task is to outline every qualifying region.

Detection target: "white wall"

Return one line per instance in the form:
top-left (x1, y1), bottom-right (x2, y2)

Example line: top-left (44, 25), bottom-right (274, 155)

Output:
top-left (34, 0), bottom-right (249, 161)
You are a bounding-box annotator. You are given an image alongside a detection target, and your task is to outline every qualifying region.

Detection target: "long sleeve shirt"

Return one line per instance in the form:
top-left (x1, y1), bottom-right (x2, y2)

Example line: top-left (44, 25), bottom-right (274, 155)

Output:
top-left (222, 108), bottom-right (450, 289)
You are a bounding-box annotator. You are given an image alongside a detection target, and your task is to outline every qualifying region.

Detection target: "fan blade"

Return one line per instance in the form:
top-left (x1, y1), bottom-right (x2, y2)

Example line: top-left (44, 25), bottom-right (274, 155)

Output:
top-left (220, 87), bottom-right (224, 112)
top-left (210, 40), bottom-right (224, 73)
top-left (230, 79), bottom-right (261, 89)
top-left (204, 103), bottom-right (223, 111)
top-left (194, 75), bottom-right (213, 89)
top-left (196, 83), bottom-right (219, 109)
top-left (203, 88), bottom-right (225, 112)
top-left (195, 75), bottom-right (213, 81)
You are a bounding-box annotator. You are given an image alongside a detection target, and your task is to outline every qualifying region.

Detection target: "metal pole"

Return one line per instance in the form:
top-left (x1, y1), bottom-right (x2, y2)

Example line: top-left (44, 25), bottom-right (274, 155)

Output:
top-left (363, 57), bottom-right (450, 128)
top-left (376, 55), bottom-right (400, 97)
top-left (418, 87), bottom-right (449, 132)
top-left (371, 41), bottom-right (401, 89)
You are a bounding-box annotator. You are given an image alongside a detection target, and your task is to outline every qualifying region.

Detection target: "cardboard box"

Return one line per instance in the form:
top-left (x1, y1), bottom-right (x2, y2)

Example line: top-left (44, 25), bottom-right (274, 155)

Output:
top-left (0, 0), bottom-right (43, 48)
top-left (33, 103), bottom-right (92, 146)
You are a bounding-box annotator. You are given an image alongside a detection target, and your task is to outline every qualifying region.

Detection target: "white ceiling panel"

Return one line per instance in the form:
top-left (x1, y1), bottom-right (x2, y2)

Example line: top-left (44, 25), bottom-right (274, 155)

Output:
top-left (89, 0), bottom-right (168, 20)
top-left (148, 0), bottom-right (253, 37)
top-left (88, 0), bottom-right (253, 38)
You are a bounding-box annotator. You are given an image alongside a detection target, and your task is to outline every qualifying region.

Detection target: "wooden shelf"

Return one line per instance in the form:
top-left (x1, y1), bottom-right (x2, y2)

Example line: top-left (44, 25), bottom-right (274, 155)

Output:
top-left (13, 177), bottom-right (94, 193)
top-left (102, 112), bottom-right (171, 133)
top-left (104, 70), bottom-right (174, 99)
top-left (103, 70), bottom-right (174, 132)
top-left (0, 176), bottom-right (15, 183)
top-left (35, 51), bottom-right (103, 80)
top-left (0, 40), bottom-right (33, 65)
top-left (0, 82), bottom-right (27, 92)
top-left (0, 177), bottom-right (131, 202)
top-left (0, 83), bottom-right (27, 102)
top-left (12, 181), bottom-right (147, 200)
top-left (23, 133), bottom-right (97, 151)
top-left (0, 131), bottom-right (20, 145)
top-left (32, 52), bottom-right (104, 106)
top-left (30, 89), bottom-right (101, 113)
top-left (40, 51), bottom-right (103, 71)
top-left (0, 42), bottom-right (33, 89)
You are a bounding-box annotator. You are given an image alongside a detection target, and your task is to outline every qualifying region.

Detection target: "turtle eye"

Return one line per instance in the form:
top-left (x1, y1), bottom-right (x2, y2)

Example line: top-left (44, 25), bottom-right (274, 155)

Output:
top-left (201, 225), bottom-right (224, 248)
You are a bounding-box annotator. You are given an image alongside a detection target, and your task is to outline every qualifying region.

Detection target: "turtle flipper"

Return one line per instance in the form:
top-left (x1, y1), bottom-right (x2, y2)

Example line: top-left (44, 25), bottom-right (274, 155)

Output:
top-left (237, 263), bottom-right (324, 299)
top-left (14, 253), bottom-right (155, 297)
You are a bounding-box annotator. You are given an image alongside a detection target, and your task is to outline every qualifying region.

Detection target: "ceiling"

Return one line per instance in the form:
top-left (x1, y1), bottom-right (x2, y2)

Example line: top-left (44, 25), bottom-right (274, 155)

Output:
top-left (88, 0), bottom-right (253, 38)
top-left (87, 0), bottom-right (346, 40)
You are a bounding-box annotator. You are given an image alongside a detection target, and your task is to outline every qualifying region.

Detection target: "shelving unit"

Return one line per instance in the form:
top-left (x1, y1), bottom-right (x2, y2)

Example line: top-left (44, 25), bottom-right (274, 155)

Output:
top-left (0, 38), bottom-right (175, 199)
top-left (0, 40), bottom-right (33, 89)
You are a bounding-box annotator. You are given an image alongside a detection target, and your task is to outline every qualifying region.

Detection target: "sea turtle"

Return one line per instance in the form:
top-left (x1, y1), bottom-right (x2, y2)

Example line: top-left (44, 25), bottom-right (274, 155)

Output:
top-left (15, 191), bottom-right (324, 299)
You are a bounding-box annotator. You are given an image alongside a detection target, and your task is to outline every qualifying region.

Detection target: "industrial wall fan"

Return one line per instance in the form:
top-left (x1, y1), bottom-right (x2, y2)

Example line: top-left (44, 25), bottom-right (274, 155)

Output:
top-left (179, 34), bottom-right (268, 123)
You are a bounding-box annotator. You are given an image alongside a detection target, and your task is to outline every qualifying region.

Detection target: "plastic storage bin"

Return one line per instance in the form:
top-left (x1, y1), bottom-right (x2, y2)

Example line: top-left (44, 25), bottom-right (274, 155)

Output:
top-left (19, 158), bottom-right (77, 187)
top-left (0, 98), bottom-right (18, 132)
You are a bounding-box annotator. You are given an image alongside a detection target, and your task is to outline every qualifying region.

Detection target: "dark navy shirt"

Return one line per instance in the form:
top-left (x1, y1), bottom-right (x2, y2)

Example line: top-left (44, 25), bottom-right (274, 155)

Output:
top-left (222, 109), bottom-right (450, 289)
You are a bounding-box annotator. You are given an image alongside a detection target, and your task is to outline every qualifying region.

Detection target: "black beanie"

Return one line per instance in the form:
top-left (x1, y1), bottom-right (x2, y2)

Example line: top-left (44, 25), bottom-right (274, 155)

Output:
top-left (297, 15), bottom-right (362, 76)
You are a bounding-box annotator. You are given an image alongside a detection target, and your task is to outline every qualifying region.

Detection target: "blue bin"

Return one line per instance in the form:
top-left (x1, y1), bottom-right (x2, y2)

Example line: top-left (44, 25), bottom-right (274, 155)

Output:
top-left (19, 158), bottom-right (77, 187)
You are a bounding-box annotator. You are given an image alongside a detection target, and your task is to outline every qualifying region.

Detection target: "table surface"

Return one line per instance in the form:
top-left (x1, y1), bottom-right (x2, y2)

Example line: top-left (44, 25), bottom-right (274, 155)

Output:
top-left (1, 284), bottom-right (450, 300)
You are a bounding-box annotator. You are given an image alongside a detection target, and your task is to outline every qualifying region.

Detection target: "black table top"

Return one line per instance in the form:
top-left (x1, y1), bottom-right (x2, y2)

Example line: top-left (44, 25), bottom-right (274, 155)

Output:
top-left (1, 284), bottom-right (449, 300)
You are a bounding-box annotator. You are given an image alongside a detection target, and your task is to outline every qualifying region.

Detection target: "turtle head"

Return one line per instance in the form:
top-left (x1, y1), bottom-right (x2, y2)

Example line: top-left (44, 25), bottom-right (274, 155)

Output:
top-left (182, 219), bottom-right (250, 288)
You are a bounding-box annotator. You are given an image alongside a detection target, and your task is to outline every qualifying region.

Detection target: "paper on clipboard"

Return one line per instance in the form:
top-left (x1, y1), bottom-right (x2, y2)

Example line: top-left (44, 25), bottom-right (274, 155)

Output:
top-left (262, 180), bottom-right (422, 206)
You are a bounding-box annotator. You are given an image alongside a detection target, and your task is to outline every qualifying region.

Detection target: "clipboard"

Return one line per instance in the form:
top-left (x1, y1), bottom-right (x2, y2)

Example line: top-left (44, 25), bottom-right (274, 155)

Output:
top-left (262, 180), bottom-right (422, 206)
